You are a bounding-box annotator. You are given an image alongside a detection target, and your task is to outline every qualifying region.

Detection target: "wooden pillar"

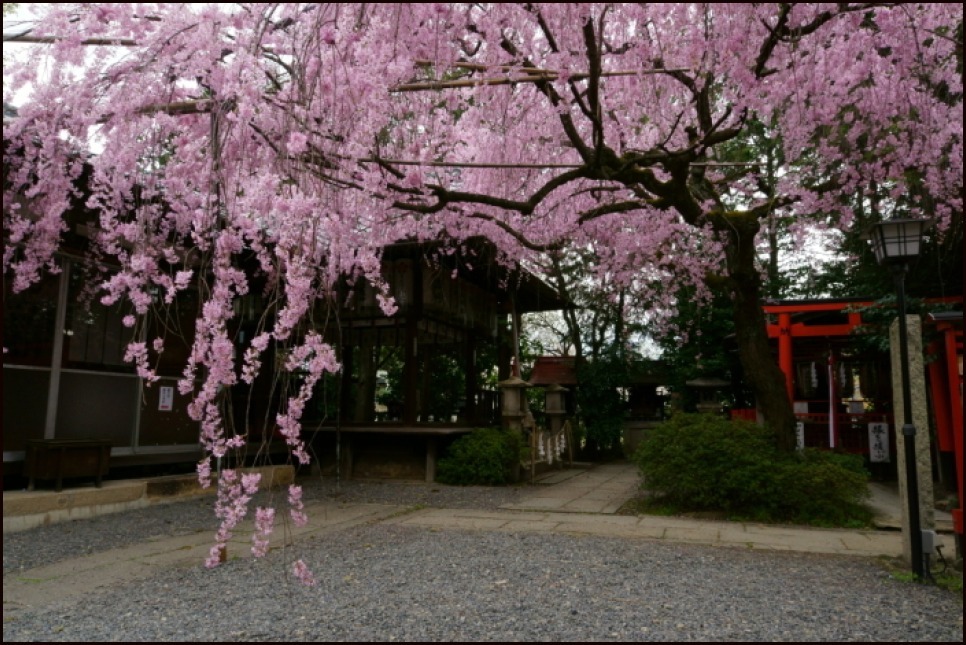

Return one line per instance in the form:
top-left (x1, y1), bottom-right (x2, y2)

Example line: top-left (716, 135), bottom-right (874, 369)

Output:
top-left (419, 346), bottom-right (432, 422)
top-left (403, 259), bottom-right (422, 425)
top-left (778, 312), bottom-right (794, 403)
top-left (464, 337), bottom-right (477, 424)
top-left (828, 350), bottom-right (839, 449)
top-left (927, 340), bottom-right (954, 455)
top-left (354, 338), bottom-right (376, 423)
top-left (497, 312), bottom-right (512, 383)
top-left (341, 434), bottom-right (354, 479)
top-left (403, 316), bottom-right (418, 424)
top-left (511, 304), bottom-right (523, 378)
top-left (945, 327), bottom-right (964, 541)
top-left (340, 340), bottom-right (354, 419)
top-left (45, 259), bottom-right (71, 440)
top-left (937, 323), bottom-right (963, 541)
top-left (425, 437), bottom-right (437, 483)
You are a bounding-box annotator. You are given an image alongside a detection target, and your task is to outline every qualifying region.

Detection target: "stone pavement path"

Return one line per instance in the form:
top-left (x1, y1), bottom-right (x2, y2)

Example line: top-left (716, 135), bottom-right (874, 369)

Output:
top-left (500, 462), bottom-right (641, 513)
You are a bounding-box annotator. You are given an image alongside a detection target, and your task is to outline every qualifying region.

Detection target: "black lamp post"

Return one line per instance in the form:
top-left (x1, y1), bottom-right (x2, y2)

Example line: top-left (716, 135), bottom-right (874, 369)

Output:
top-left (866, 217), bottom-right (929, 579)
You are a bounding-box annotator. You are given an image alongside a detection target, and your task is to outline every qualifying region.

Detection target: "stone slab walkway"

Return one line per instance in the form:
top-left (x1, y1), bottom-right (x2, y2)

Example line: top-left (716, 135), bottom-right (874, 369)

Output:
top-left (500, 462), bottom-right (641, 514)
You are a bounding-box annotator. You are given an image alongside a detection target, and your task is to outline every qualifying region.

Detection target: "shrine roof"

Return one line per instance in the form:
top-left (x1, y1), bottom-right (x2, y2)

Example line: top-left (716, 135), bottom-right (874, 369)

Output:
top-left (528, 356), bottom-right (578, 386)
top-left (383, 238), bottom-right (570, 313)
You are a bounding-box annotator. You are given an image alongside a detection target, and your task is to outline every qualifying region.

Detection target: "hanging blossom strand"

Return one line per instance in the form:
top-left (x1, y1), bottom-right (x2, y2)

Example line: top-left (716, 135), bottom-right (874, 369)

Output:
top-left (3, 3), bottom-right (961, 585)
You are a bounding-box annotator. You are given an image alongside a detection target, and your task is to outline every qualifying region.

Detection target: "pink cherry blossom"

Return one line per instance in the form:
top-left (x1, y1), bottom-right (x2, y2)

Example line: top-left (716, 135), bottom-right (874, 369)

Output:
top-left (292, 559), bottom-right (316, 586)
top-left (4, 2), bottom-right (961, 568)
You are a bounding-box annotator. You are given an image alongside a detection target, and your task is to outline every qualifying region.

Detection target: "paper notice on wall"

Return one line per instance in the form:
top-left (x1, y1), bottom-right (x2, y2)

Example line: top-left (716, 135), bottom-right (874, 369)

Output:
top-left (868, 423), bottom-right (890, 463)
top-left (159, 386), bottom-right (174, 412)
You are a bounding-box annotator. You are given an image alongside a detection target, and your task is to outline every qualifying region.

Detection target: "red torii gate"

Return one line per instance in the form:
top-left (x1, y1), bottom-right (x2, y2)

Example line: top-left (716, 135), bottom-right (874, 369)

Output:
top-left (926, 312), bottom-right (964, 542)
top-left (764, 299), bottom-right (877, 451)
top-left (766, 299), bottom-right (872, 402)
top-left (764, 298), bottom-right (963, 548)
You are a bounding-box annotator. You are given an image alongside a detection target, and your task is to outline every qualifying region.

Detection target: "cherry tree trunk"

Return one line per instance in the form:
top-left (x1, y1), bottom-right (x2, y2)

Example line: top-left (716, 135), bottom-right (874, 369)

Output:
top-left (725, 222), bottom-right (798, 453)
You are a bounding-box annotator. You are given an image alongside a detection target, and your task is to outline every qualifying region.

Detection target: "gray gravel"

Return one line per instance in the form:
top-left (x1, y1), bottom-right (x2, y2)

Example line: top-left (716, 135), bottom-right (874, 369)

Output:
top-left (3, 478), bottom-right (963, 642)
top-left (2, 475), bottom-right (526, 573)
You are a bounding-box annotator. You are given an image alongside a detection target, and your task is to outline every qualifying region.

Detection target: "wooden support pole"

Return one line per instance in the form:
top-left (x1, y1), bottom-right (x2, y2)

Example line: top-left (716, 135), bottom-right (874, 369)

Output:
top-left (777, 312), bottom-right (794, 403)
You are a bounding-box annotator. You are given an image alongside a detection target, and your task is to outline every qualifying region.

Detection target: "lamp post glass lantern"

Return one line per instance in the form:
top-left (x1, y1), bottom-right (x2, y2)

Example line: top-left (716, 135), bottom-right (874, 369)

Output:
top-left (866, 217), bottom-right (929, 579)
top-left (866, 218), bottom-right (930, 264)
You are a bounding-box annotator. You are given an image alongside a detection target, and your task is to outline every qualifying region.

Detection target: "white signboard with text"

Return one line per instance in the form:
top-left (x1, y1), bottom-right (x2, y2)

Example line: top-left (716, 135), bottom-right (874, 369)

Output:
top-left (868, 423), bottom-right (890, 463)
top-left (159, 386), bottom-right (174, 412)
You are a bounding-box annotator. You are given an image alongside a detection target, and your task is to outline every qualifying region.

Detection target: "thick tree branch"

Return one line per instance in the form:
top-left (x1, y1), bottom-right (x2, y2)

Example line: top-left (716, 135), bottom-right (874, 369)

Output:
top-left (391, 166), bottom-right (590, 216)
top-left (466, 212), bottom-right (563, 253)
top-left (582, 18), bottom-right (606, 158)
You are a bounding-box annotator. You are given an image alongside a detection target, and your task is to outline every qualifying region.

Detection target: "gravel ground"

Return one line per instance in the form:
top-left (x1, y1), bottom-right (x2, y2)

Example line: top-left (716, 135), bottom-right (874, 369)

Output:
top-left (2, 475), bottom-right (526, 574)
top-left (3, 478), bottom-right (963, 642)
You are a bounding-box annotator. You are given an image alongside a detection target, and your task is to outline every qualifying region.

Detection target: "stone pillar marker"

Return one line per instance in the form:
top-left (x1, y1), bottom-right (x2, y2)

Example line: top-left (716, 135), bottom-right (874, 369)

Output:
top-left (890, 314), bottom-right (935, 565)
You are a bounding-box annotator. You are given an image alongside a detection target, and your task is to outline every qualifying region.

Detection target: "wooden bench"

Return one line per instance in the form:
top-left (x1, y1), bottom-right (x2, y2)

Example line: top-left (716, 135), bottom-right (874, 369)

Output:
top-left (25, 439), bottom-right (112, 492)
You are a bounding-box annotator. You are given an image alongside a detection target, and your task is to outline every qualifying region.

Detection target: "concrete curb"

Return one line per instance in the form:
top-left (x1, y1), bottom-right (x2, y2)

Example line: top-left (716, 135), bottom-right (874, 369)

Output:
top-left (384, 507), bottom-right (904, 558)
top-left (3, 465), bottom-right (295, 534)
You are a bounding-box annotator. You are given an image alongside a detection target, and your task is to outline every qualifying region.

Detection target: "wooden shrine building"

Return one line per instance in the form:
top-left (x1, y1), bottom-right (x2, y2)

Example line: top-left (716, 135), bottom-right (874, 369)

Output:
top-left (300, 239), bottom-right (569, 481)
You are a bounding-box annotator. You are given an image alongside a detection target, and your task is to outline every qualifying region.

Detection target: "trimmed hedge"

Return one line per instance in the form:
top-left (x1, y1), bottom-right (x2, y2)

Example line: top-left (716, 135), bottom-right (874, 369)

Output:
top-left (436, 427), bottom-right (523, 486)
top-left (633, 413), bottom-right (871, 526)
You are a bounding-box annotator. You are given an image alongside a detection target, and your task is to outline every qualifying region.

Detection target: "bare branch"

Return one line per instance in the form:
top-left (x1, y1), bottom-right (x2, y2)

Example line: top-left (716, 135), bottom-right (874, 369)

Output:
top-left (755, 3), bottom-right (899, 77)
top-left (391, 67), bottom-right (689, 92)
top-left (413, 59), bottom-right (556, 75)
top-left (370, 157), bottom-right (762, 169)
top-left (96, 99), bottom-right (215, 123)
top-left (360, 158), bottom-right (581, 169)
top-left (577, 200), bottom-right (654, 224)
top-left (3, 33), bottom-right (139, 46)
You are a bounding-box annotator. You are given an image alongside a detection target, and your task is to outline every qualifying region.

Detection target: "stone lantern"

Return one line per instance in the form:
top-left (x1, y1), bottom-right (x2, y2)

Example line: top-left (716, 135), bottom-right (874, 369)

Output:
top-left (545, 383), bottom-right (567, 415)
top-left (498, 376), bottom-right (531, 431)
top-left (498, 375), bottom-right (531, 483)
top-left (686, 377), bottom-right (730, 415)
top-left (544, 383), bottom-right (572, 466)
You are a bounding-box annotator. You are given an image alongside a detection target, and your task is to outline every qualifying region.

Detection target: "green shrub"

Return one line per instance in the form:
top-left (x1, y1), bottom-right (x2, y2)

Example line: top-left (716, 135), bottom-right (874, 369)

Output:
top-left (436, 427), bottom-right (523, 486)
top-left (773, 449), bottom-right (873, 526)
top-left (633, 413), bottom-right (871, 526)
top-left (633, 413), bottom-right (778, 511)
